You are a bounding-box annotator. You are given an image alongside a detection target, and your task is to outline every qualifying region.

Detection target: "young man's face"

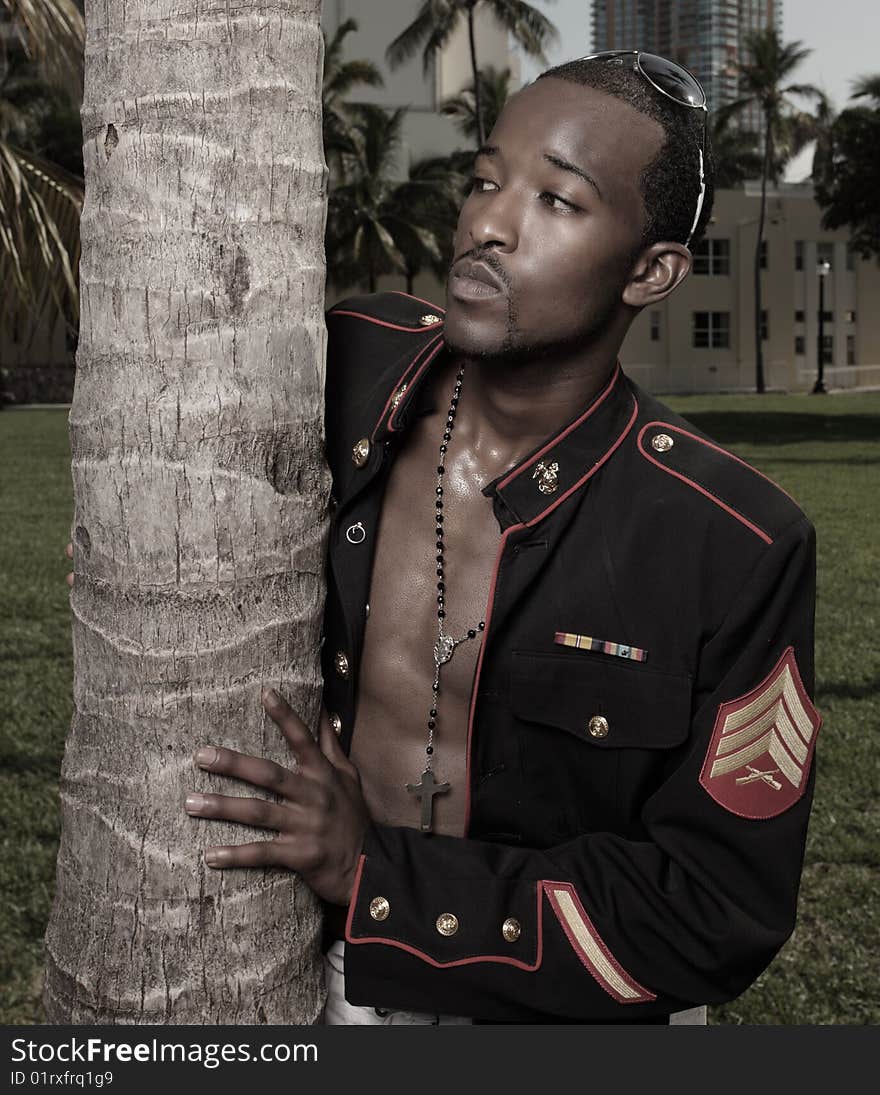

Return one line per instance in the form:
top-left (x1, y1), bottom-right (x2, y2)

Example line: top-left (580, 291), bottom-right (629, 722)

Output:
top-left (443, 77), bottom-right (666, 364)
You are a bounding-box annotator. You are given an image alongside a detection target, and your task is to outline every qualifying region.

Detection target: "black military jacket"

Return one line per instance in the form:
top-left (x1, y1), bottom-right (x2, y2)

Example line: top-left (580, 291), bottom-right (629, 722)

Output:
top-left (320, 291), bottom-right (820, 1023)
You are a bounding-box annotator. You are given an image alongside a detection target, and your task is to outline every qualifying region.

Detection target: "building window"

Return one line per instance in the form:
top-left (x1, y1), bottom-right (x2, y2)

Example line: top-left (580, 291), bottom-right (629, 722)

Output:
top-left (845, 310), bottom-right (856, 323)
top-left (795, 310), bottom-right (805, 323)
top-left (760, 310), bottom-right (769, 341)
top-left (693, 311), bottom-right (730, 349)
top-left (847, 335), bottom-right (856, 365)
top-left (817, 242), bottom-right (834, 270)
top-left (820, 310), bottom-right (833, 322)
top-left (846, 247), bottom-right (855, 272)
top-left (650, 311), bottom-right (660, 341)
top-left (822, 335), bottom-right (833, 365)
top-left (760, 239), bottom-right (768, 269)
top-left (795, 335), bottom-right (805, 356)
top-left (795, 241), bottom-right (804, 271)
top-left (692, 238), bottom-right (730, 275)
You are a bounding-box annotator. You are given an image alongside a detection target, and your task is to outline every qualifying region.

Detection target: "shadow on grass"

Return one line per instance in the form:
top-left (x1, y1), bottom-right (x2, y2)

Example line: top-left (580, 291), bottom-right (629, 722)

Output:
top-left (817, 680), bottom-right (880, 701)
top-left (681, 412), bottom-right (880, 446)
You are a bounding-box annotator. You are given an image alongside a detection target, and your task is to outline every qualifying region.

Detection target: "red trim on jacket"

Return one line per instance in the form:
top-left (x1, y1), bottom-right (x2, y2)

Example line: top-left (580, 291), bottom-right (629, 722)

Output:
top-left (636, 422), bottom-right (775, 545)
top-left (543, 882), bottom-right (656, 1004)
top-left (331, 309), bottom-right (444, 333)
top-left (370, 334), bottom-right (446, 441)
top-left (496, 364), bottom-right (622, 491)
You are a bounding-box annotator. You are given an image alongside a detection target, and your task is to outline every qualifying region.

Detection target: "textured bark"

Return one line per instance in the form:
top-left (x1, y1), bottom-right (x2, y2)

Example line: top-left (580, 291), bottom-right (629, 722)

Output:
top-left (43, 0), bottom-right (330, 1023)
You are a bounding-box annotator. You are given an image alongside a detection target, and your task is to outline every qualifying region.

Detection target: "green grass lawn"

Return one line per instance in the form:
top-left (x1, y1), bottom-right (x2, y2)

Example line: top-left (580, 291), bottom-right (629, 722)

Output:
top-left (1, 394), bottom-right (878, 1024)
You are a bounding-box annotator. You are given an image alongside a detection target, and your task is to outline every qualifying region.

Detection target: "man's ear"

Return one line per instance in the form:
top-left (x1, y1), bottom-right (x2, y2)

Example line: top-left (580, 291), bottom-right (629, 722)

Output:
top-left (622, 242), bottom-right (692, 308)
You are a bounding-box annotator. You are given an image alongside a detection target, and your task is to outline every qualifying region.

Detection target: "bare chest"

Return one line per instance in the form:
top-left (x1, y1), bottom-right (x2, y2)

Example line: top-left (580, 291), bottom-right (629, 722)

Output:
top-left (349, 417), bottom-right (501, 836)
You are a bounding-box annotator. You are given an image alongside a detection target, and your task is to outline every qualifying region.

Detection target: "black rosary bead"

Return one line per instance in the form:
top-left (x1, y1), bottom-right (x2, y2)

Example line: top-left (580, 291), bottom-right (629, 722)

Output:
top-left (467, 629), bottom-right (476, 639)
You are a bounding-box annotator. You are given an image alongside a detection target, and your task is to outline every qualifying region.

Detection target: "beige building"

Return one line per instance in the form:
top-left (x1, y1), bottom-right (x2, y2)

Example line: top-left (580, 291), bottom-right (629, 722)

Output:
top-left (622, 182), bottom-right (880, 393)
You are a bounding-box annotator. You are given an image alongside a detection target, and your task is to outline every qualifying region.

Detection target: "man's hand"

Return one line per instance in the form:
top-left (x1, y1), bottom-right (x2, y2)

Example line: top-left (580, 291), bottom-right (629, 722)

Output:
top-left (185, 689), bottom-right (368, 907)
top-left (65, 541), bottom-right (74, 586)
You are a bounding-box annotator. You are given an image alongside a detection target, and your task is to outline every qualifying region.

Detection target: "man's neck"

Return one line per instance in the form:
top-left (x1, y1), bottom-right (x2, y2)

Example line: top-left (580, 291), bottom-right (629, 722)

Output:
top-left (445, 343), bottom-right (620, 477)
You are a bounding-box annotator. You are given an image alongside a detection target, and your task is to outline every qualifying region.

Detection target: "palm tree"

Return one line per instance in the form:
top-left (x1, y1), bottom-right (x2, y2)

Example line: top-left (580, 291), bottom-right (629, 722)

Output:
top-left (733, 28), bottom-right (819, 393)
top-left (0, 0), bottom-right (84, 356)
top-left (43, 0), bottom-right (328, 1023)
top-left (321, 17), bottom-right (383, 182)
top-left (440, 63), bottom-right (512, 144)
top-left (709, 103), bottom-right (763, 188)
top-left (850, 73), bottom-right (880, 104)
top-left (386, 0), bottom-right (557, 147)
top-left (326, 103), bottom-right (462, 294)
top-left (392, 153), bottom-right (466, 293)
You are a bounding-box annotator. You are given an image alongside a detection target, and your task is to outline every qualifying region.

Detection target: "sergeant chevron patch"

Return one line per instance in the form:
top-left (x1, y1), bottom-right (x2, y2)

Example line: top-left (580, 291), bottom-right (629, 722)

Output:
top-left (699, 647), bottom-right (821, 819)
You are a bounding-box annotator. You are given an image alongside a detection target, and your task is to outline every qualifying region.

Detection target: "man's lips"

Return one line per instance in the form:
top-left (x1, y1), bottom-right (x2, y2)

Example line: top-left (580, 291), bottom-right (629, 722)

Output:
top-left (452, 258), bottom-right (506, 293)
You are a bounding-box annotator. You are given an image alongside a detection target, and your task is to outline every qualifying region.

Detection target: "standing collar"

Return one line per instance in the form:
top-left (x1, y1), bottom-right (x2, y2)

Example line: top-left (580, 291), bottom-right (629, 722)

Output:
top-left (370, 332), bottom-right (638, 530)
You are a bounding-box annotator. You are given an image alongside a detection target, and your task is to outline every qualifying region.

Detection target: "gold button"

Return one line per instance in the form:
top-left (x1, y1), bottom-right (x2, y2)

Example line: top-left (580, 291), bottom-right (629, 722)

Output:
top-left (588, 715), bottom-right (609, 739)
top-left (435, 912), bottom-right (459, 937)
top-left (651, 433), bottom-right (674, 453)
top-left (391, 383), bottom-right (408, 408)
top-left (329, 712), bottom-right (342, 736)
top-left (351, 437), bottom-right (371, 467)
top-left (502, 917), bottom-right (521, 943)
top-left (369, 896), bottom-right (390, 922)
top-left (419, 313), bottom-right (442, 326)
top-left (334, 651), bottom-right (350, 679)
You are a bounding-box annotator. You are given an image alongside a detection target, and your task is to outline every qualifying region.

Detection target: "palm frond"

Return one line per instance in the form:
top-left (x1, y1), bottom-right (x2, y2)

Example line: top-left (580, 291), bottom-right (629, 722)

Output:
top-left (0, 140), bottom-right (82, 336)
top-left (386, 1), bottom-right (454, 73)
top-left (0, 0), bottom-right (85, 93)
top-left (487, 0), bottom-right (559, 64)
top-left (850, 74), bottom-right (880, 102)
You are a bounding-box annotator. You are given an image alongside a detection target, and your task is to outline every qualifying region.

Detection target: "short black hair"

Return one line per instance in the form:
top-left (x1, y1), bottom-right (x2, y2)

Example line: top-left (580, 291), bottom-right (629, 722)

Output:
top-left (536, 55), bottom-right (714, 250)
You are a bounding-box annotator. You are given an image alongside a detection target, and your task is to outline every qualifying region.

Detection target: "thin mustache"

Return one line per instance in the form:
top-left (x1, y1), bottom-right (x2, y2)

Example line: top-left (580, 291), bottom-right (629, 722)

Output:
top-left (452, 249), bottom-right (510, 289)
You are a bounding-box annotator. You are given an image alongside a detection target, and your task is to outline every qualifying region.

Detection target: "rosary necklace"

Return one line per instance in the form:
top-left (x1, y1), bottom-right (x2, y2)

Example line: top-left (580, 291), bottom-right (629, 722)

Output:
top-left (406, 363), bottom-right (485, 833)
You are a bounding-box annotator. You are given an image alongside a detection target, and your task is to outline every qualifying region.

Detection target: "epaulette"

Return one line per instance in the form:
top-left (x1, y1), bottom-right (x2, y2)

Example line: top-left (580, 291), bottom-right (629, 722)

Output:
top-left (636, 419), bottom-right (804, 547)
top-left (327, 290), bottom-right (445, 334)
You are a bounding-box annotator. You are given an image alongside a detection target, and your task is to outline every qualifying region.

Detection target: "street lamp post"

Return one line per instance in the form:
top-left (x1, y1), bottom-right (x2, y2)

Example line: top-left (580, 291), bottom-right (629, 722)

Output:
top-left (812, 259), bottom-right (831, 394)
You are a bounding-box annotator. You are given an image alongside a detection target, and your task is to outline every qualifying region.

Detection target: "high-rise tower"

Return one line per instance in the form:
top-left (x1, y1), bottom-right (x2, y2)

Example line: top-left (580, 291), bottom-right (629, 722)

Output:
top-left (590, 1), bottom-right (781, 119)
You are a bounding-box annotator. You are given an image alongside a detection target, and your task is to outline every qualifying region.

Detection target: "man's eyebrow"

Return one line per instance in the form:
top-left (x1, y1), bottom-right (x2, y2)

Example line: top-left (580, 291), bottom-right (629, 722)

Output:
top-left (474, 144), bottom-right (498, 160)
top-left (543, 152), bottom-right (602, 199)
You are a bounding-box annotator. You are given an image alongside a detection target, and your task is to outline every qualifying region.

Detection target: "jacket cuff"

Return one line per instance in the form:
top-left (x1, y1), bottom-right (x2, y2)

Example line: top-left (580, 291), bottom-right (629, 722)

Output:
top-left (344, 824), bottom-right (541, 970)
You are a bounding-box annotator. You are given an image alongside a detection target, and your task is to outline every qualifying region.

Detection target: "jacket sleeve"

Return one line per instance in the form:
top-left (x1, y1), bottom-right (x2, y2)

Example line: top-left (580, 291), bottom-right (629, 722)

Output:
top-left (342, 516), bottom-right (820, 1022)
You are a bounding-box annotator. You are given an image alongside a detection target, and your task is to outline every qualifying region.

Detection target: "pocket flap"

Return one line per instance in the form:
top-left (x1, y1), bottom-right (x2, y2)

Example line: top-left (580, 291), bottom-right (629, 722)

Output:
top-left (510, 651), bottom-right (692, 749)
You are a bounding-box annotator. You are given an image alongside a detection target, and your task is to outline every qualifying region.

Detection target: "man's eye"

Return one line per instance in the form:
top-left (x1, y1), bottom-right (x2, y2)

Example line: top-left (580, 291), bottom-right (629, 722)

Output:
top-left (540, 191), bottom-right (577, 212)
top-left (469, 176), bottom-right (498, 194)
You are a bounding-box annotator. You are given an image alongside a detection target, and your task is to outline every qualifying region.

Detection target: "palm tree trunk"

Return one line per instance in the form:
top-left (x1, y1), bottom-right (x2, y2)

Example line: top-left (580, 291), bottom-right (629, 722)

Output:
top-left (43, 0), bottom-right (330, 1023)
top-left (754, 111), bottom-right (772, 394)
top-left (465, 1), bottom-right (485, 147)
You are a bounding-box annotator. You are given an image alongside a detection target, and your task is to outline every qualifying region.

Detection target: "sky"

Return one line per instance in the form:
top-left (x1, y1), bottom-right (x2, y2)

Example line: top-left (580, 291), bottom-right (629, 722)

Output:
top-left (516, 1), bottom-right (880, 181)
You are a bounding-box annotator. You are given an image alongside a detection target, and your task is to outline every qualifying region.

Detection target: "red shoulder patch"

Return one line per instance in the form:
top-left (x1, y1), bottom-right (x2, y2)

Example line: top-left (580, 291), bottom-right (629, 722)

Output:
top-left (699, 647), bottom-right (821, 819)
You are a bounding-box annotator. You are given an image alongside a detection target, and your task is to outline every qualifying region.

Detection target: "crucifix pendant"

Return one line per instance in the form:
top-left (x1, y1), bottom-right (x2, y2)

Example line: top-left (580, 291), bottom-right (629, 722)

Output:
top-left (406, 768), bottom-right (451, 833)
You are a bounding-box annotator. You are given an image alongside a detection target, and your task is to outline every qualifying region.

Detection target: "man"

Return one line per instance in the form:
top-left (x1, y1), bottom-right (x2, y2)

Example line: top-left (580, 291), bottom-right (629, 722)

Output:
top-left (181, 54), bottom-right (821, 1023)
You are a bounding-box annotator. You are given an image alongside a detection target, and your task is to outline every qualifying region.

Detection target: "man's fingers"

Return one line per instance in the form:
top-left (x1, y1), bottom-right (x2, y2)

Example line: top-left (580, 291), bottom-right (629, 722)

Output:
top-left (319, 709), bottom-right (358, 778)
top-left (65, 542), bottom-right (73, 559)
top-left (203, 841), bottom-right (279, 870)
top-left (66, 572), bottom-right (74, 588)
top-left (195, 744), bottom-right (301, 797)
top-left (185, 791), bottom-right (290, 832)
top-left (261, 688), bottom-right (323, 766)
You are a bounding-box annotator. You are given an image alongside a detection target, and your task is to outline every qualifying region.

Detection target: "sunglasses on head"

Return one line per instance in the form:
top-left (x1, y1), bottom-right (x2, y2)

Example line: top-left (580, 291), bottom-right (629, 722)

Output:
top-left (579, 50), bottom-right (708, 248)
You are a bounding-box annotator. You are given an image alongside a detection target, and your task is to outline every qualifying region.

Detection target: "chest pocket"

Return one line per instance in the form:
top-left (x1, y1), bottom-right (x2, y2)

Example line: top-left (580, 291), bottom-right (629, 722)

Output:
top-left (509, 651), bottom-right (693, 836)
top-left (511, 650), bottom-right (692, 747)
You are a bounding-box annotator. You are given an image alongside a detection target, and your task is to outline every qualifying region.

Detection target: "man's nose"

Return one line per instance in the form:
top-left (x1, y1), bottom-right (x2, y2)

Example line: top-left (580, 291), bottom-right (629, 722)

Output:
top-left (468, 190), bottom-right (519, 253)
